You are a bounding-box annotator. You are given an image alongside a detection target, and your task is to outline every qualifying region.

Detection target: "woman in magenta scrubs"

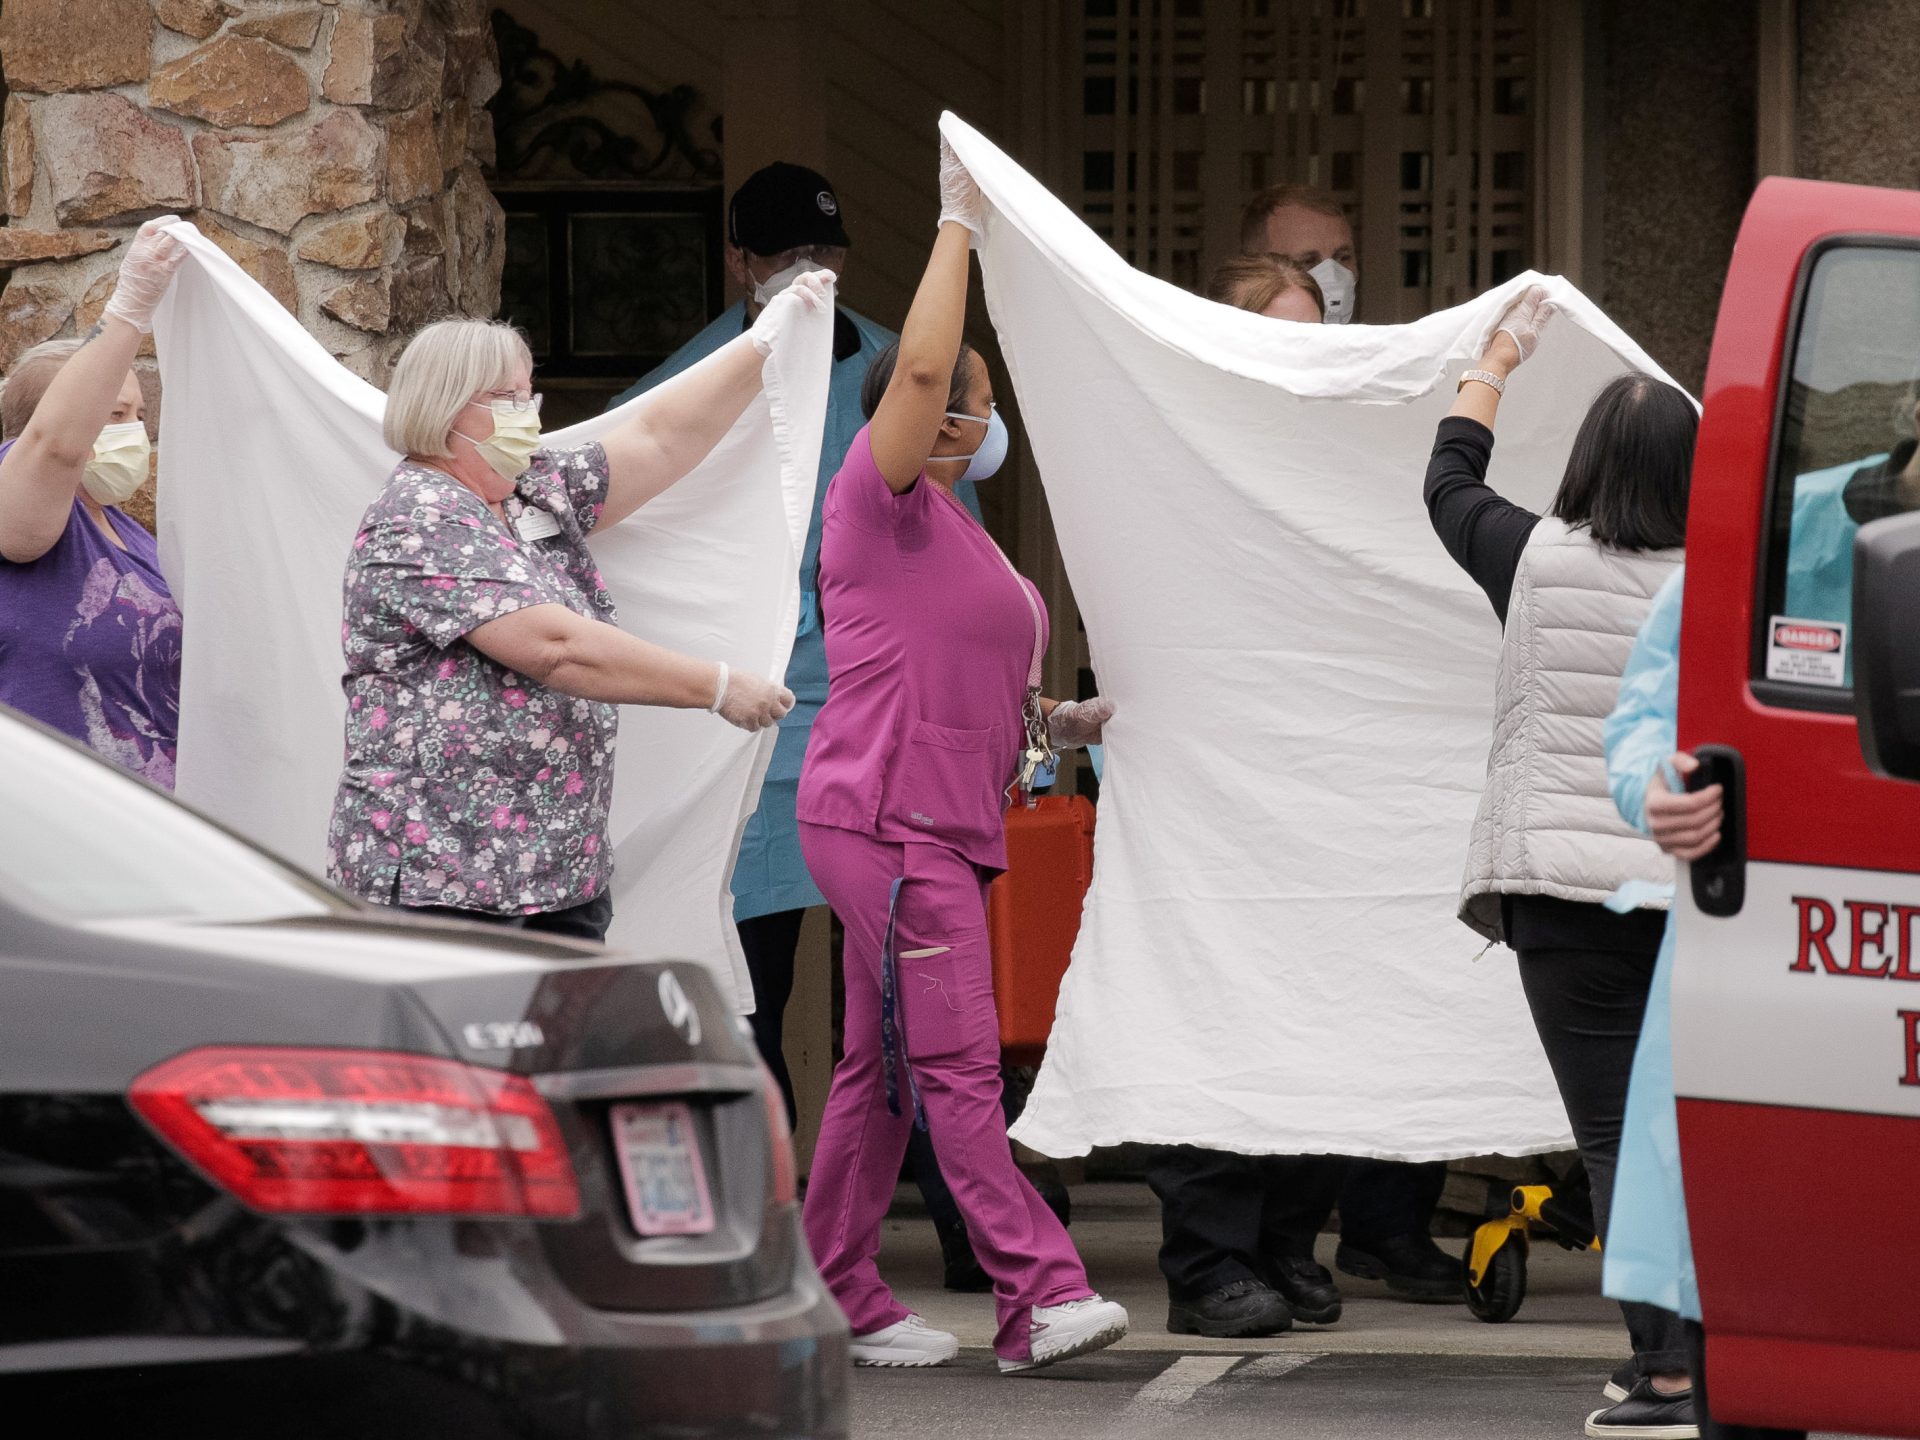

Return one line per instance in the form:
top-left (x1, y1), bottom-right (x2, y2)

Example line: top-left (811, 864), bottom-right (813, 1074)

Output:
top-left (797, 143), bottom-right (1122, 1374)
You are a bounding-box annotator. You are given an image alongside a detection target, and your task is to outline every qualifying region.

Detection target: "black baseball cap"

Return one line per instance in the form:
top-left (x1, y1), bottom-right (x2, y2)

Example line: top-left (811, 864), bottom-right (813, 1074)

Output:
top-left (728, 162), bottom-right (852, 255)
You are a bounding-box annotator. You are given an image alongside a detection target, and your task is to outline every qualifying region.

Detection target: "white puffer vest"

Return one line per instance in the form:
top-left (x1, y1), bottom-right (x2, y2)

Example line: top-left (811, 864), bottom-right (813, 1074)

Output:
top-left (1458, 517), bottom-right (1683, 942)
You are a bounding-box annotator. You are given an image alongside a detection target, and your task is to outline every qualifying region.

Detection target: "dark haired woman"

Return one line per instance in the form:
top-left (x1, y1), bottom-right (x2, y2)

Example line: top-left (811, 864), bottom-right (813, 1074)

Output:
top-left (795, 141), bottom-right (1122, 1375)
top-left (1424, 288), bottom-right (1698, 1439)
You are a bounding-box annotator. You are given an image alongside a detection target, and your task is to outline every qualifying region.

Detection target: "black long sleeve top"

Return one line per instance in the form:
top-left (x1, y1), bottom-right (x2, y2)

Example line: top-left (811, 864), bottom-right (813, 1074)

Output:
top-left (1421, 414), bottom-right (1669, 955)
top-left (1422, 415), bottom-right (1539, 625)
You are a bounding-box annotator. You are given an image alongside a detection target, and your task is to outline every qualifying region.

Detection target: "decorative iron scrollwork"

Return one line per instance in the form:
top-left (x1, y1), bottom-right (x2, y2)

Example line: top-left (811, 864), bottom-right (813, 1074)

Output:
top-left (488, 10), bottom-right (723, 183)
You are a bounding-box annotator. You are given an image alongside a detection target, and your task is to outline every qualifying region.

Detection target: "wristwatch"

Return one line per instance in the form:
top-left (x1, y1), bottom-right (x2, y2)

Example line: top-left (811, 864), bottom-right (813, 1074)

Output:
top-left (1459, 368), bottom-right (1507, 395)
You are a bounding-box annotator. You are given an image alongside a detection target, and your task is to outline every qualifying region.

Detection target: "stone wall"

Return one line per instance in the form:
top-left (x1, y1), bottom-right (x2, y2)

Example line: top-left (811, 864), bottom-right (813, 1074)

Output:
top-left (1595, 2), bottom-right (1758, 394)
top-left (1798, 0), bottom-right (1920, 191)
top-left (0, 0), bottom-right (505, 385)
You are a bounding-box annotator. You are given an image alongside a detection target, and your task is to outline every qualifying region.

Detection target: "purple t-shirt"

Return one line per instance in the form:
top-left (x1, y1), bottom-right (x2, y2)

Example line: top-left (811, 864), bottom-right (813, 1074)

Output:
top-left (0, 441), bottom-right (181, 789)
top-left (798, 425), bottom-right (1045, 871)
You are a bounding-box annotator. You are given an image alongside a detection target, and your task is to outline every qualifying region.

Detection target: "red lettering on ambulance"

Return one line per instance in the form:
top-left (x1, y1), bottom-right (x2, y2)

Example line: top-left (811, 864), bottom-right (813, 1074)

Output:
top-left (1845, 901), bottom-right (1895, 978)
top-left (1902, 1012), bottom-right (1920, 1088)
top-left (1894, 907), bottom-right (1920, 981)
top-left (1791, 896), bottom-right (1840, 974)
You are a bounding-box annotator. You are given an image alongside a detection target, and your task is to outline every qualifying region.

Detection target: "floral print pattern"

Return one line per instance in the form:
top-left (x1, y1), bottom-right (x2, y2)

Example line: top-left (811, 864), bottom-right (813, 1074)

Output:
top-left (69, 557), bottom-right (183, 789)
top-left (325, 443), bottom-right (618, 915)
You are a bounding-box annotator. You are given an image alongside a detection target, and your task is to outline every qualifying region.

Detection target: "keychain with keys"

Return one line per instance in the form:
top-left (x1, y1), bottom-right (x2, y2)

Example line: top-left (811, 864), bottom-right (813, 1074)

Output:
top-left (1013, 687), bottom-right (1058, 801)
top-left (1017, 744), bottom-right (1058, 794)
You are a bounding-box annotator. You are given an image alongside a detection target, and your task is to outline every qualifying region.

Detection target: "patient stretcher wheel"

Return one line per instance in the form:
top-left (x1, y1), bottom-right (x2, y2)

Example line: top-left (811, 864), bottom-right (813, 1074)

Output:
top-left (1462, 1230), bottom-right (1527, 1323)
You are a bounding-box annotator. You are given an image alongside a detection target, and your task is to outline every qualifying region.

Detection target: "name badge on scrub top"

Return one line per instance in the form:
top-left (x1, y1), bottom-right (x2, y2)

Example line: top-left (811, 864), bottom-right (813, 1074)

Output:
top-left (514, 507), bottom-right (561, 543)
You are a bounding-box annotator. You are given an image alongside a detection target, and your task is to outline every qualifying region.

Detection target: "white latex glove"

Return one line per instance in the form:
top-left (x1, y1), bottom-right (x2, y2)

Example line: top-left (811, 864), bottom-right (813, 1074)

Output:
top-left (748, 268), bottom-right (834, 357)
top-left (1492, 284), bottom-right (1553, 366)
top-left (1046, 696), bottom-right (1113, 750)
top-left (103, 216), bottom-right (189, 334)
top-left (709, 662), bottom-right (795, 732)
top-left (938, 136), bottom-right (985, 243)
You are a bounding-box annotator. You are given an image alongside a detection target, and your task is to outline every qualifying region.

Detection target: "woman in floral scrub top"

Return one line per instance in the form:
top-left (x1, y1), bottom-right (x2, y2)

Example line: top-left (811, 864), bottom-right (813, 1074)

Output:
top-left (326, 299), bottom-right (825, 941)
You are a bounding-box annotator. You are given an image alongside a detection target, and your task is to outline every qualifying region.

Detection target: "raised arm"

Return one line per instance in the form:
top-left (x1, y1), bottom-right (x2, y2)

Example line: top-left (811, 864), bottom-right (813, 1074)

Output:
top-left (1424, 285), bottom-right (1553, 622)
top-left (1422, 417), bottom-right (1537, 623)
top-left (0, 218), bottom-right (185, 562)
top-left (594, 272), bottom-right (834, 528)
top-left (868, 141), bottom-right (985, 492)
top-left (467, 603), bottom-right (793, 731)
top-left (1447, 285), bottom-right (1549, 426)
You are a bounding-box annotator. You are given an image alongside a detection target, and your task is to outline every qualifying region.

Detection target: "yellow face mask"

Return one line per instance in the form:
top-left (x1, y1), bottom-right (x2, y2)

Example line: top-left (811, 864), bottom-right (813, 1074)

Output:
top-left (82, 421), bottom-right (152, 506)
top-left (461, 399), bottom-right (542, 483)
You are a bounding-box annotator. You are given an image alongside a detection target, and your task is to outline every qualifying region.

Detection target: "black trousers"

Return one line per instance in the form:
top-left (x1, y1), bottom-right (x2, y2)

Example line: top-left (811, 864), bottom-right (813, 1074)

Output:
top-left (1147, 1147), bottom-right (1444, 1298)
top-left (1336, 1158), bottom-right (1447, 1243)
top-left (1517, 943), bottom-right (1689, 1375)
top-left (1684, 1320), bottom-right (1806, 1440)
top-left (736, 907), bottom-right (971, 1246)
top-left (737, 909), bottom-right (807, 1128)
top-left (402, 890), bottom-right (613, 943)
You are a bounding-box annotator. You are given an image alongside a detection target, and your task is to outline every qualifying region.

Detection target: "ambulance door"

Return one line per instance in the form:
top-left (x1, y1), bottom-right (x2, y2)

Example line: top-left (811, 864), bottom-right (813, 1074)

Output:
top-left (1677, 176), bottom-right (1920, 1436)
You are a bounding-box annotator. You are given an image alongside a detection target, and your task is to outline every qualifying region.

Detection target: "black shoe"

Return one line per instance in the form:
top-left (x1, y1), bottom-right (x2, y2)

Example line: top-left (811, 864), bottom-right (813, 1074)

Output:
top-left (1335, 1232), bottom-right (1464, 1302)
top-left (938, 1226), bottom-right (991, 1293)
top-left (1166, 1278), bottom-right (1293, 1338)
top-left (1584, 1378), bottom-right (1699, 1439)
top-left (1604, 1358), bottom-right (1639, 1403)
top-left (1262, 1253), bottom-right (1343, 1325)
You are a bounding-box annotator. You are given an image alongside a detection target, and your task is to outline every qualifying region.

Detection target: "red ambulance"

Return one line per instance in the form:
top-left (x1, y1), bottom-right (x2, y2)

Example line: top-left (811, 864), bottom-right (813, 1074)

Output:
top-left (1678, 174), bottom-right (1920, 1436)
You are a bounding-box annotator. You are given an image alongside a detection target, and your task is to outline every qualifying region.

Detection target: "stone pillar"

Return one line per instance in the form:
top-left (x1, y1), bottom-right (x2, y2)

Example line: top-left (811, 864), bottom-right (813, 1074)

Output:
top-left (1797, 0), bottom-right (1920, 191)
top-left (1595, 0), bottom-right (1757, 392)
top-left (0, 0), bottom-right (506, 383)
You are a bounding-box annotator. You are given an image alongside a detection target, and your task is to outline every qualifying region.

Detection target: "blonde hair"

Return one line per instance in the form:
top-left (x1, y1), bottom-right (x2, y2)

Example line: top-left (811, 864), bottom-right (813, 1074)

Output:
top-left (383, 319), bottom-right (532, 457)
top-left (2, 337), bottom-right (90, 441)
top-left (1206, 252), bottom-right (1324, 318)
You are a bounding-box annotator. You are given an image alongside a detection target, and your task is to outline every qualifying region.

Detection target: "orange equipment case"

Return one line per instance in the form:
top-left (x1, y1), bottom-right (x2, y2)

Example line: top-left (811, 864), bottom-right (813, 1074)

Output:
top-left (988, 795), bottom-right (1096, 1065)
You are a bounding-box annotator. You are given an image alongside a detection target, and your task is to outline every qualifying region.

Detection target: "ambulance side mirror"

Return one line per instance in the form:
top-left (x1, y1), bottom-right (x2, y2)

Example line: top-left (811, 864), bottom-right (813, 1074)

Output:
top-left (1853, 510), bottom-right (1920, 783)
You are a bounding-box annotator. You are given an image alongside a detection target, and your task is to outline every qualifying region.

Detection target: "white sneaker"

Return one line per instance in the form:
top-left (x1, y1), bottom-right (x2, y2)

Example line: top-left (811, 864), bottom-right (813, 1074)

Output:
top-left (849, 1314), bottom-right (960, 1368)
top-left (997, 1294), bottom-right (1129, 1374)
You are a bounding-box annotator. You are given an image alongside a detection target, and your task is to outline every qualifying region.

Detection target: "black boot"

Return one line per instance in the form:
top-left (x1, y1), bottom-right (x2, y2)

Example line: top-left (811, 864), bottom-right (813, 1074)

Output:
top-left (1335, 1231), bottom-right (1464, 1302)
top-left (1262, 1253), bottom-right (1343, 1325)
top-left (1166, 1279), bottom-right (1293, 1338)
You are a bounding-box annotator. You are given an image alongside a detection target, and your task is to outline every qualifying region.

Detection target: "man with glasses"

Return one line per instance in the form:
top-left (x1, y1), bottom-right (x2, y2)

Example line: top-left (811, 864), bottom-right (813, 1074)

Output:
top-left (608, 162), bottom-right (990, 1284)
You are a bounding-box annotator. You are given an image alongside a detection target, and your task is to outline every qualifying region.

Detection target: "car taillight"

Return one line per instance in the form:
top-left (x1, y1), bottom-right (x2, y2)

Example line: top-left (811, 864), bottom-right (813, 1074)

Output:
top-left (129, 1045), bottom-right (580, 1219)
top-left (760, 1065), bottom-right (797, 1205)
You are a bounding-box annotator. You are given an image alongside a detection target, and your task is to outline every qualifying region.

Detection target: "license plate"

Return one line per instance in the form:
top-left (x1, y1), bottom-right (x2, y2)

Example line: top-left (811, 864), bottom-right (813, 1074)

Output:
top-left (609, 1101), bottom-right (715, 1237)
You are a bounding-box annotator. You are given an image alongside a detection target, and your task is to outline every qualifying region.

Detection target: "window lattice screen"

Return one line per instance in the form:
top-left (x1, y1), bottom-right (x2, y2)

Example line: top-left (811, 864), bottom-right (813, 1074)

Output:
top-left (1077, 0), bottom-right (1536, 320)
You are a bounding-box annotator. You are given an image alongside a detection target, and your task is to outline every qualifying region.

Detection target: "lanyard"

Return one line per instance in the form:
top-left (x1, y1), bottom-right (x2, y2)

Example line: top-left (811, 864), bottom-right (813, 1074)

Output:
top-left (880, 875), bottom-right (927, 1130)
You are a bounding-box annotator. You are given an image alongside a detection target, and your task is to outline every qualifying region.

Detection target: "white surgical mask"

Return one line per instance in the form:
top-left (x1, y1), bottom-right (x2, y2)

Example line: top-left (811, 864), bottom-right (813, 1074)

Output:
top-left (941, 405), bottom-right (1009, 483)
top-left (82, 421), bottom-right (151, 506)
top-left (459, 400), bottom-right (543, 484)
top-left (751, 258), bottom-right (814, 307)
top-left (1309, 258), bottom-right (1356, 325)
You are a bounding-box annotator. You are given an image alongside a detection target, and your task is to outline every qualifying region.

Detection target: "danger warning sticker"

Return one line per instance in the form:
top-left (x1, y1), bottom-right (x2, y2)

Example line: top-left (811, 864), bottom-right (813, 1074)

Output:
top-left (1767, 615), bottom-right (1849, 687)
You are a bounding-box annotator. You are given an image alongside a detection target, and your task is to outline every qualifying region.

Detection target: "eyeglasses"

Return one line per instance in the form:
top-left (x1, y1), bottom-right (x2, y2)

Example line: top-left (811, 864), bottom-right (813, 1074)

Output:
top-left (752, 244), bottom-right (847, 274)
top-left (477, 390), bottom-right (543, 415)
